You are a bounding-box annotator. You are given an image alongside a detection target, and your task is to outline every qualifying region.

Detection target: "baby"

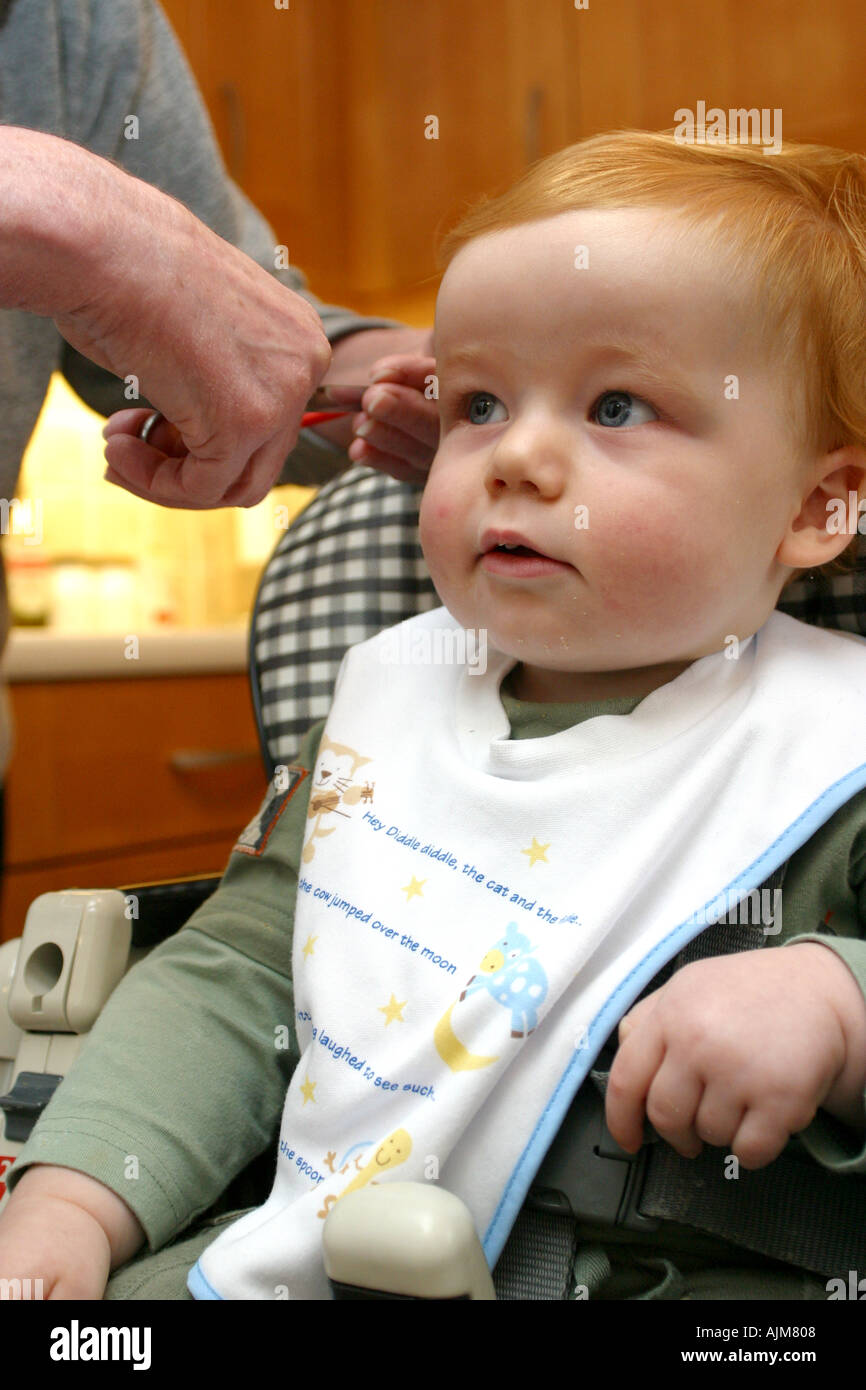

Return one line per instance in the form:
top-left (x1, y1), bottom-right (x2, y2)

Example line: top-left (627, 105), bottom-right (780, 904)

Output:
top-left (3, 129), bottom-right (866, 1301)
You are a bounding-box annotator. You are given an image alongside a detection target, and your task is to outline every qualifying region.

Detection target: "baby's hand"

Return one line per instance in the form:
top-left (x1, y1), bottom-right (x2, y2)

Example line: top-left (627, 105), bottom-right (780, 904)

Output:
top-left (0, 1188), bottom-right (111, 1299)
top-left (606, 943), bottom-right (866, 1169)
top-left (0, 1164), bottom-right (145, 1299)
top-left (347, 351), bottom-right (439, 484)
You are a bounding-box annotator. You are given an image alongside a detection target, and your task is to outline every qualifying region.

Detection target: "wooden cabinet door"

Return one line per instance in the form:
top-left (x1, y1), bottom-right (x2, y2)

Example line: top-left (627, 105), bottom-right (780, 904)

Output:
top-left (159, 0), bottom-right (583, 309)
top-left (161, 0), bottom-right (866, 317)
top-left (1, 673), bottom-right (266, 941)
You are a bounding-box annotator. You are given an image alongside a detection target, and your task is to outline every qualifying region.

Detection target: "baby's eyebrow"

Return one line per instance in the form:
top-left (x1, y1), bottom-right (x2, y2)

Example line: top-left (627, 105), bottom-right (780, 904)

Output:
top-left (438, 340), bottom-right (699, 403)
top-left (438, 345), bottom-right (490, 370)
top-left (593, 344), bottom-right (698, 399)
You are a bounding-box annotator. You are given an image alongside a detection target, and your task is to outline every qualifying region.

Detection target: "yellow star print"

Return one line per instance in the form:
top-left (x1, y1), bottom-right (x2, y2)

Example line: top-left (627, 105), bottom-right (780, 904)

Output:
top-left (522, 837), bottom-right (550, 867)
top-left (300, 1077), bottom-right (316, 1105)
top-left (378, 994), bottom-right (407, 1026)
top-left (302, 934), bottom-right (317, 959)
top-left (402, 875), bottom-right (426, 901)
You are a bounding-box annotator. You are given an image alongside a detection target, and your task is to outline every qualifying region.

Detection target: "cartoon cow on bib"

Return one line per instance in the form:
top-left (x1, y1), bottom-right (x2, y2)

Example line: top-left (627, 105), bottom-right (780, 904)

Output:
top-left (459, 924), bottom-right (549, 1038)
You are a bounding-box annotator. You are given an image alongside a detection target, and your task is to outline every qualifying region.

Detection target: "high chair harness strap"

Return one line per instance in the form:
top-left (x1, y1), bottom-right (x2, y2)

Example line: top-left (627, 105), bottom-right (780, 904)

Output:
top-left (504, 857), bottom-right (866, 1296)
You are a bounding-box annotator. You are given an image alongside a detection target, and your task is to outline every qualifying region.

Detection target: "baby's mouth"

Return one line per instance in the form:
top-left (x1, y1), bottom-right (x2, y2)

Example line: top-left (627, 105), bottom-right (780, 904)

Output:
top-left (480, 547), bottom-right (573, 577)
top-left (477, 527), bottom-right (575, 574)
top-left (490, 543), bottom-right (545, 558)
top-left (480, 528), bottom-right (556, 560)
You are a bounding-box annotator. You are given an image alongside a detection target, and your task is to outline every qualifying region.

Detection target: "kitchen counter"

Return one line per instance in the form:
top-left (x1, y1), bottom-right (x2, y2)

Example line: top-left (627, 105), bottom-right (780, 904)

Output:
top-left (1, 626), bottom-right (250, 681)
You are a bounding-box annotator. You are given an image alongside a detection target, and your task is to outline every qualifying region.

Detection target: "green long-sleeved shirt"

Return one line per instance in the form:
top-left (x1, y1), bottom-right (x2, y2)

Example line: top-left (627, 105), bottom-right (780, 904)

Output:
top-left (9, 680), bottom-right (866, 1269)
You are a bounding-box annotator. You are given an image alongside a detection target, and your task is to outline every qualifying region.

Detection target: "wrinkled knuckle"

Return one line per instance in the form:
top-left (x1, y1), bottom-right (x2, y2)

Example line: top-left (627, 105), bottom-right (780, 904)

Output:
top-left (243, 394), bottom-right (279, 441)
top-left (646, 1092), bottom-right (685, 1132)
top-left (284, 356), bottom-right (322, 405)
top-left (695, 1121), bottom-right (727, 1148)
top-left (293, 305), bottom-right (331, 364)
top-left (677, 1014), bottom-right (714, 1054)
top-left (312, 334), bottom-right (332, 375)
top-left (240, 482), bottom-right (270, 509)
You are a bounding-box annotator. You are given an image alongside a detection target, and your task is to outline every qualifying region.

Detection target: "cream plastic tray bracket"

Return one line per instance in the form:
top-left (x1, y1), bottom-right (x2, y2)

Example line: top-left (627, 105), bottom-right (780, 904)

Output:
top-left (0, 889), bottom-right (132, 1211)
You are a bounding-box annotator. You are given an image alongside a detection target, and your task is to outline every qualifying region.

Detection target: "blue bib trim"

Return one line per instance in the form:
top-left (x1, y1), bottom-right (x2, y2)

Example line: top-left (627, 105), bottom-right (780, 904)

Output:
top-left (483, 759), bottom-right (866, 1265)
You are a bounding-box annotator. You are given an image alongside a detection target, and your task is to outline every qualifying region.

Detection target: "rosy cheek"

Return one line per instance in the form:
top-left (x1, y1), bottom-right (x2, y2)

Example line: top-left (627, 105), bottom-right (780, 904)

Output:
top-left (419, 492), bottom-right (453, 546)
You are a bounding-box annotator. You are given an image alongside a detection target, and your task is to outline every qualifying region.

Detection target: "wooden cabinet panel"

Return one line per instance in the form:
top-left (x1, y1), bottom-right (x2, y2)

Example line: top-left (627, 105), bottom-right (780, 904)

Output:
top-left (162, 0), bottom-right (353, 302)
top-left (5, 673), bottom-right (265, 863)
top-left (161, 0), bottom-right (866, 320)
top-left (1, 672), bottom-right (268, 941)
top-left (160, 0), bottom-right (584, 307)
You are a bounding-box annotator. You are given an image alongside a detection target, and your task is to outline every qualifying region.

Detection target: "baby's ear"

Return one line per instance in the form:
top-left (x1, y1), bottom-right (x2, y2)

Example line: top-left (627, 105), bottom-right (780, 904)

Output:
top-left (777, 444), bottom-right (866, 570)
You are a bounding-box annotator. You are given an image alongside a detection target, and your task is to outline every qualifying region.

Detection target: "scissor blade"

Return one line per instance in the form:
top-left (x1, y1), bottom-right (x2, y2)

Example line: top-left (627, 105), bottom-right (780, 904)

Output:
top-left (305, 385), bottom-right (367, 411)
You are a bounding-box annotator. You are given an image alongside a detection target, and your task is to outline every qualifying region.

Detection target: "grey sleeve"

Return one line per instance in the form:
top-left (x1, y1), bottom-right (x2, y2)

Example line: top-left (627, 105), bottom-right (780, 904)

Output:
top-left (54, 0), bottom-right (401, 481)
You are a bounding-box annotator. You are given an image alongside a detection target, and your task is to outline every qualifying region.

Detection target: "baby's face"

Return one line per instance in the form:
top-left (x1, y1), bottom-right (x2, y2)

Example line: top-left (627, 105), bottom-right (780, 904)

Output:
top-left (419, 207), bottom-right (813, 702)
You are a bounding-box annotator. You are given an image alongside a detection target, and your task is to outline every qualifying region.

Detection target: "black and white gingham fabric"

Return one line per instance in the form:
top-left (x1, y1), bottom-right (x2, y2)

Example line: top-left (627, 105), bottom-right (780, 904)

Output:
top-left (249, 465), bottom-right (866, 774)
top-left (775, 550), bottom-right (866, 636)
top-left (249, 467), bottom-right (439, 773)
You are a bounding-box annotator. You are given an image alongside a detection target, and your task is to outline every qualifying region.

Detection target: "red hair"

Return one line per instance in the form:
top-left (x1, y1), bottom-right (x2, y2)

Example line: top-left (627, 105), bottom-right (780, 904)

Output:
top-left (437, 130), bottom-right (866, 586)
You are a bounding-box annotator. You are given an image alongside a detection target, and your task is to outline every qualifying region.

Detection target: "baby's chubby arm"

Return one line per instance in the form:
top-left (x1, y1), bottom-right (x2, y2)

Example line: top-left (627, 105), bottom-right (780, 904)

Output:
top-left (606, 943), bottom-right (866, 1168)
top-left (0, 1163), bottom-right (144, 1299)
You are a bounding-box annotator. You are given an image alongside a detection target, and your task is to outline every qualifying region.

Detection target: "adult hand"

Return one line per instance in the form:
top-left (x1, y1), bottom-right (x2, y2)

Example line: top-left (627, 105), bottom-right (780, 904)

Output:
top-left (104, 346), bottom-right (441, 495)
top-left (89, 204), bottom-right (332, 507)
top-left (0, 127), bottom-right (331, 509)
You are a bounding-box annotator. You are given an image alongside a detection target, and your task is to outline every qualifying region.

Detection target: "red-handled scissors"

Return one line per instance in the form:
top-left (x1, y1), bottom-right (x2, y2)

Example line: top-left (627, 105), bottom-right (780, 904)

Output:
top-left (138, 386), bottom-right (368, 443)
top-left (297, 384), bottom-right (368, 428)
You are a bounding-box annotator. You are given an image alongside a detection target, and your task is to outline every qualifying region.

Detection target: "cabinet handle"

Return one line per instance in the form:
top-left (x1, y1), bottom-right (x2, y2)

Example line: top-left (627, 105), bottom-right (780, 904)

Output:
top-left (169, 749), bottom-right (261, 772)
top-left (219, 81), bottom-right (246, 182)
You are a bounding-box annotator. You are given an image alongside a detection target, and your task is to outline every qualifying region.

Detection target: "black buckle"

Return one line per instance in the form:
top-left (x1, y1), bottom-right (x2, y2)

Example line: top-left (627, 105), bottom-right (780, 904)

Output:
top-left (0, 1071), bottom-right (64, 1143)
top-left (527, 1078), bottom-right (660, 1232)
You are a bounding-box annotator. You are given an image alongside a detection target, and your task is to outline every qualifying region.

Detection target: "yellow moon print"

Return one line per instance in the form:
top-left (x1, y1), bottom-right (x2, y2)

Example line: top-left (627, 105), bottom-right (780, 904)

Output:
top-left (434, 1003), bottom-right (499, 1072)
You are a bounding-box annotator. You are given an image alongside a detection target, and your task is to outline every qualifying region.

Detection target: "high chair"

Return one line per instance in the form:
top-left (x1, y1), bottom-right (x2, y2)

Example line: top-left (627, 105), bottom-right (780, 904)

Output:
top-left (1, 464), bottom-right (865, 1298)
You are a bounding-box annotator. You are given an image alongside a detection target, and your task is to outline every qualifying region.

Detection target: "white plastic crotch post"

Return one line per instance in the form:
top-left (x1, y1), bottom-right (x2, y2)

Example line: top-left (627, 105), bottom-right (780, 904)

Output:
top-left (322, 1182), bottom-right (496, 1299)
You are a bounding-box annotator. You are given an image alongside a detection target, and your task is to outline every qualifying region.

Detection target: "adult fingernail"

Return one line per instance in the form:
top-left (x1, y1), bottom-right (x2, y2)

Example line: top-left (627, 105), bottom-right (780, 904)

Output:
top-left (365, 388), bottom-right (390, 413)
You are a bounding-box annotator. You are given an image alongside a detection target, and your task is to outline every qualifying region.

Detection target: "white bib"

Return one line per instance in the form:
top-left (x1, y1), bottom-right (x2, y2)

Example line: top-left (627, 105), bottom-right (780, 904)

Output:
top-left (190, 608), bottom-right (866, 1299)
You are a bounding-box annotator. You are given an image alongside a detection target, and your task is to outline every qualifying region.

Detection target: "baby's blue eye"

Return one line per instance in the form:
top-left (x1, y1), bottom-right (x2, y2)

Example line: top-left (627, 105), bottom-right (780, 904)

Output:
top-left (593, 390), bottom-right (657, 428)
top-left (467, 392), bottom-right (506, 425)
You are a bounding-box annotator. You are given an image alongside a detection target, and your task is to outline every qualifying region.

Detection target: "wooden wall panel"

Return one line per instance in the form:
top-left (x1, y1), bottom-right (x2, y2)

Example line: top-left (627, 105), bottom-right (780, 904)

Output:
top-left (158, 1), bottom-right (866, 315)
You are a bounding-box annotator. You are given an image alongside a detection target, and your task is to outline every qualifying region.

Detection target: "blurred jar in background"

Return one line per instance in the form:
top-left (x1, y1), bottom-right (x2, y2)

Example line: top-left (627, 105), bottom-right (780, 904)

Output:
top-left (6, 551), bottom-right (52, 626)
top-left (96, 561), bottom-right (141, 631)
top-left (50, 558), bottom-right (98, 631)
top-left (48, 558), bottom-right (159, 633)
